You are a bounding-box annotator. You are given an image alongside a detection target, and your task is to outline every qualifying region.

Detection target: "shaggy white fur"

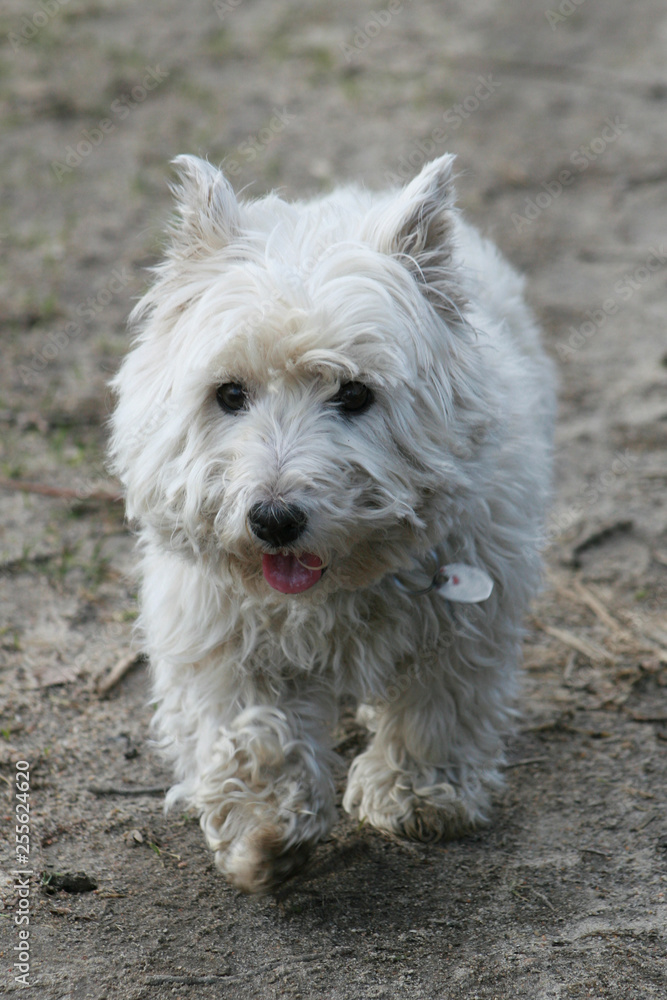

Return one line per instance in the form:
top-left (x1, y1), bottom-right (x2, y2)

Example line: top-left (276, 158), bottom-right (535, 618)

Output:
top-left (109, 154), bottom-right (555, 893)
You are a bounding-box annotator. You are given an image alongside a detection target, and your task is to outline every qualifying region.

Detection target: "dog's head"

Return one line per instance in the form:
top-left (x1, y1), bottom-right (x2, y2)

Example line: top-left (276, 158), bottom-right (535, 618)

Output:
top-left (110, 154), bottom-right (493, 598)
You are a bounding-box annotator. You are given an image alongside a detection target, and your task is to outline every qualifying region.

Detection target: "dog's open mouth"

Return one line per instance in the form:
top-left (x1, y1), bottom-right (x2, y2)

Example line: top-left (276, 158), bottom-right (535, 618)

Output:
top-left (261, 552), bottom-right (323, 594)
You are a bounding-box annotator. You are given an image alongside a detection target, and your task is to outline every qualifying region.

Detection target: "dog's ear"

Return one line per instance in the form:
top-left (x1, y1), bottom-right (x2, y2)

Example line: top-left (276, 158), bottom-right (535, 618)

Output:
top-left (167, 155), bottom-right (242, 259)
top-left (367, 154), bottom-right (465, 321)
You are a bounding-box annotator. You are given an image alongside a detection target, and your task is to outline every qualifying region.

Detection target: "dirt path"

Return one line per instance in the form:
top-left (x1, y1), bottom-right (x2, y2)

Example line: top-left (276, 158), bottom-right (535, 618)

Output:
top-left (1, 1), bottom-right (666, 997)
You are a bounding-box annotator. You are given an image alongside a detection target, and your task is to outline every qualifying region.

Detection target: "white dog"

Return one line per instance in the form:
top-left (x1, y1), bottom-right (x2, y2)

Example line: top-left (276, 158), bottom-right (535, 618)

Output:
top-left (110, 154), bottom-right (555, 893)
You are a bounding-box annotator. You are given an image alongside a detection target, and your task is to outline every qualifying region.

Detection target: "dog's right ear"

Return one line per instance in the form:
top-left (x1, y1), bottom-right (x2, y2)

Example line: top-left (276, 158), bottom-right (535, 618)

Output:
top-left (166, 155), bottom-right (242, 260)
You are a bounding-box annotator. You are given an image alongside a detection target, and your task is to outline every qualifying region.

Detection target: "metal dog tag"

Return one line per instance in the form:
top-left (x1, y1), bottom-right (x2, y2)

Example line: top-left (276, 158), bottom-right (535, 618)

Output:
top-left (433, 563), bottom-right (494, 603)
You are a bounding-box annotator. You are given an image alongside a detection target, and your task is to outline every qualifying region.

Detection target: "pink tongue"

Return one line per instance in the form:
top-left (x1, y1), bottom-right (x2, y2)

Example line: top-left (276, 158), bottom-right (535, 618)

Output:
top-left (262, 553), bottom-right (323, 594)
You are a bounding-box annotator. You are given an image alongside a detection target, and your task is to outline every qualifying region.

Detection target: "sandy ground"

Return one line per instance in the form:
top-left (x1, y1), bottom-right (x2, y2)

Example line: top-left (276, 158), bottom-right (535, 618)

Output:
top-left (1, 0), bottom-right (667, 997)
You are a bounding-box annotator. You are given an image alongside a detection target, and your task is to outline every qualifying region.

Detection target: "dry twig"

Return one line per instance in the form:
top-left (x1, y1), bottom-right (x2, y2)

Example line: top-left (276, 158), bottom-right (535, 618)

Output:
top-left (0, 476), bottom-right (122, 503)
top-left (88, 785), bottom-right (168, 797)
top-left (96, 652), bottom-right (145, 697)
top-left (505, 756), bottom-right (549, 768)
top-left (570, 579), bottom-right (631, 637)
top-left (534, 621), bottom-right (615, 664)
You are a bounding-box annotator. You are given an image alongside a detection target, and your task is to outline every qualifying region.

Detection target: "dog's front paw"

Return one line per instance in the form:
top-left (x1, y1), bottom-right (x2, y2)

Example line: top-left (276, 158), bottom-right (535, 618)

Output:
top-left (215, 821), bottom-right (314, 894)
top-left (200, 795), bottom-right (329, 893)
top-left (343, 749), bottom-right (490, 843)
top-left (201, 791), bottom-right (333, 893)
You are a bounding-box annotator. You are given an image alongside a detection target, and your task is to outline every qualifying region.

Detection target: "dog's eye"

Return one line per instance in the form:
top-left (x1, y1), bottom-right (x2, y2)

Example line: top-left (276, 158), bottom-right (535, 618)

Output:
top-left (216, 382), bottom-right (248, 413)
top-left (332, 381), bottom-right (373, 414)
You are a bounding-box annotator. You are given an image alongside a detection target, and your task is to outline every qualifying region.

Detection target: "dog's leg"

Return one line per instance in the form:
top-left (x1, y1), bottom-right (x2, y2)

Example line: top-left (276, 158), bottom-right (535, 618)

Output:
top-left (200, 695), bottom-right (338, 892)
top-left (154, 663), bottom-right (338, 893)
top-left (343, 654), bottom-right (513, 842)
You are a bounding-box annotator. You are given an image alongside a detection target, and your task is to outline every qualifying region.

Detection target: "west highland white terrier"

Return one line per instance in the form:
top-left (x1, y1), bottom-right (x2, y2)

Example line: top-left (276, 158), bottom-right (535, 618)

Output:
top-left (110, 153), bottom-right (555, 893)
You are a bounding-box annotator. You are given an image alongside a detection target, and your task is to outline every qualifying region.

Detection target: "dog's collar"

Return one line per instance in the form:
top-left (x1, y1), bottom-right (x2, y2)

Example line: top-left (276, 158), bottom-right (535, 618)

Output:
top-left (392, 550), bottom-right (493, 603)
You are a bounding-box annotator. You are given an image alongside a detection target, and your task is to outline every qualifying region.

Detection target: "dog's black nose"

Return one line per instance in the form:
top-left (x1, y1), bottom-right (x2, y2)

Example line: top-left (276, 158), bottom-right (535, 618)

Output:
top-left (248, 501), bottom-right (308, 548)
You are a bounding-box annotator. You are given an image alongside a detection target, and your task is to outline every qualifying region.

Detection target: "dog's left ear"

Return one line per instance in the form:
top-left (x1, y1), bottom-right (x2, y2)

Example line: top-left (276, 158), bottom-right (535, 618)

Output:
top-left (366, 154), bottom-right (465, 320)
top-left (166, 155), bottom-right (242, 260)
